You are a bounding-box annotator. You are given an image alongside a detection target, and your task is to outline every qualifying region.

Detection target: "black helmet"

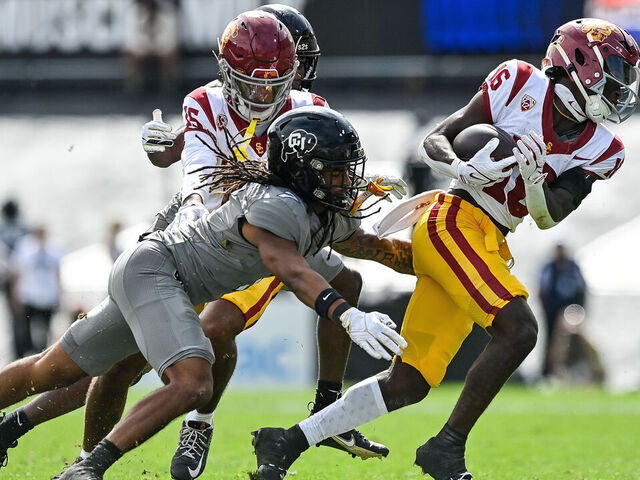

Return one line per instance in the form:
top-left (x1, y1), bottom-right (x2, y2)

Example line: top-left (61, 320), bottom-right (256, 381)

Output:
top-left (256, 4), bottom-right (320, 90)
top-left (267, 106), bottom-right (367, 213)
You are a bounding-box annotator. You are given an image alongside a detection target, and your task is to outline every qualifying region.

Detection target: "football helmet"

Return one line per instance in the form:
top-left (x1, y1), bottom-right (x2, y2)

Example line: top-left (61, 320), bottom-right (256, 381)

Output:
top-left (267, 106), bottom-right (367, 213)
top-left (543, 18), bottom-right (640, 123)
top-left (257, 4), bottom-right (321, 90)
top-left (217, 11), bottom-right (298, 123)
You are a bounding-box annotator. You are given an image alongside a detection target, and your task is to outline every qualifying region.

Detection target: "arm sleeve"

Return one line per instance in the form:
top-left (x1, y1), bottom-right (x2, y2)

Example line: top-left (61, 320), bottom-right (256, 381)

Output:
top-left (582, 135), bottom-right (625, 181)
top-left (550, 166), bottom-right (593, 210)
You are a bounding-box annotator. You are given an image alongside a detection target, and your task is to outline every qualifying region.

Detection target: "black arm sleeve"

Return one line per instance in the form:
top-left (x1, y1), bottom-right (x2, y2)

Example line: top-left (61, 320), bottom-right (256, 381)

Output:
top-left (550, 167), bottom-right (593, 210)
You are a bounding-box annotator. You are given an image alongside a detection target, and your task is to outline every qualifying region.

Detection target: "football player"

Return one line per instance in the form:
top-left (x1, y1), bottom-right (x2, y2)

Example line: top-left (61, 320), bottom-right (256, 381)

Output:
top-left (0, 7), bottom-right (408, 480)
top-left (249, 18), bottom-right (639, 480)
top-left (0, 107), bottom-right (409, 480)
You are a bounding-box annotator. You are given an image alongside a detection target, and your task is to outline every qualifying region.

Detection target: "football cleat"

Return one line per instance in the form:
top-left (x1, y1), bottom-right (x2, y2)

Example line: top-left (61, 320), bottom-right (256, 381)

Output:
top-left (318, 429), bottom-right (389, 459)
top-left (51, 456), bottom-right (83, 480)
top-left (0, 411), bottom-right (18, 470)
top-left (307, 400), bottom-right (390, 460)
top-left (251, 428), bottom-right (301, 480)
top-left (414, 437), bottom-right (472, 480)
top-left (170, 420), bottom-right (213, 480)
top-left (56, 462), bottom-right (103, 480)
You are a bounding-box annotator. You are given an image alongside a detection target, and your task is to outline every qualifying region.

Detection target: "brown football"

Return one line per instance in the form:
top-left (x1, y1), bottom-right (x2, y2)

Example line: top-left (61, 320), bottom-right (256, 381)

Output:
top-left (452, 124), bottom-right (517, 161)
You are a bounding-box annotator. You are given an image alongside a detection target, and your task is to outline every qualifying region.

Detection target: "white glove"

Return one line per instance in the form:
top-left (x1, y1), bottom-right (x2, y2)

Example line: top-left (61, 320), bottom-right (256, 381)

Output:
top-left (339, 307), bottom-right (408, 361)
top-left (457, 138), bottom-right (515, 187)
top-left (167, 202), bottom-right (208, 231)
top-left (142, 109), bottom-right (176, 154)
top-left (513, 131), bottom-right (547, 186)
top-left (365, 174), bottom-right (408, 201)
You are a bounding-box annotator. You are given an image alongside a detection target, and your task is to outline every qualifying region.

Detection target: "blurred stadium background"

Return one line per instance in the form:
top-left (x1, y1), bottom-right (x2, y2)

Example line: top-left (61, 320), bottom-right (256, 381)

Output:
top-left (0, 0), bottom-right (639, 396)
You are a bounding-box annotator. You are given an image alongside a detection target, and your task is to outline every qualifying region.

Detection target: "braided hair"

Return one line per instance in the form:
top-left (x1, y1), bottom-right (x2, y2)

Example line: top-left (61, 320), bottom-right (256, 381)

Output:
top-left (190, 125), bottom-right (338, 257)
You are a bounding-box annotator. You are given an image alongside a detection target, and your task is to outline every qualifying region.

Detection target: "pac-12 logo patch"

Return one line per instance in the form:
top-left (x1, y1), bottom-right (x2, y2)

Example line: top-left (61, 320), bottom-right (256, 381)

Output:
top-left (521, 94), bottom-right (536, 112)
top-left (216, 113), bottom-right (228, 129)
top-left (282, 129), bottom-right (317, 162)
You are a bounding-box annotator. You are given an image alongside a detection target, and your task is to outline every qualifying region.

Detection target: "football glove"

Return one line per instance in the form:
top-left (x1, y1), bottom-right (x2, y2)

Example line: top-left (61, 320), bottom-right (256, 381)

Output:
top-left (457, 138), bottom-right (515, 187)
top-left (513, 131), bottom-right (547, 186)
top-left (365, 174), bottom-right (408, 201)
top-left (167, 202), bottom-right (208, 231)
top-left (348, 175), bottom-right (408, 215)
top-left (338, 307), bottom-right (408, 361)
top-left (142, 109), bottom-right (177, 154)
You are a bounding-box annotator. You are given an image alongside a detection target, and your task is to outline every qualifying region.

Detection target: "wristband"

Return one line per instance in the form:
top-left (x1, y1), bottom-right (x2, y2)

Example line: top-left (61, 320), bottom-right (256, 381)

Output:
top-left (331, 302), bottom-right (351, 323)
top-left (314, 288), bottom-right (343, 319)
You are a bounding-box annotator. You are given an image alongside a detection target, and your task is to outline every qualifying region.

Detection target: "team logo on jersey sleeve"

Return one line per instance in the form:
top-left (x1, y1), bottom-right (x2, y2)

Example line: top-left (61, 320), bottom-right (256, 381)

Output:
top-left (520, 94), bottom-right (536, 112)
top-left (282, 129), bottom-right (317, 162)
top-left (580, 22), bottom-right (614, 42)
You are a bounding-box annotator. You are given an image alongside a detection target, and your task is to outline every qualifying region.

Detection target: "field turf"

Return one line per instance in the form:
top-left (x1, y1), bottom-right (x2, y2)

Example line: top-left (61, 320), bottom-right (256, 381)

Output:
top-left (6, 384), bottom-right (640, 480)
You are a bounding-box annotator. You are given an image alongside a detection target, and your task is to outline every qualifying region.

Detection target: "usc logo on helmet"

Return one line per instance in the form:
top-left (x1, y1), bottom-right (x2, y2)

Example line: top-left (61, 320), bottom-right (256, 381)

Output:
top-left (580, 22), bottom-right (614, 42)
top-left (220, 22), bottom-right (239, 50)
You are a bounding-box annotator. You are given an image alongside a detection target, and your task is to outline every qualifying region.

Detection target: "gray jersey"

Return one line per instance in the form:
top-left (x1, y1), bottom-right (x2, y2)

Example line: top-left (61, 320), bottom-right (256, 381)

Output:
top-left (149, 183), bottom-right (359, 305)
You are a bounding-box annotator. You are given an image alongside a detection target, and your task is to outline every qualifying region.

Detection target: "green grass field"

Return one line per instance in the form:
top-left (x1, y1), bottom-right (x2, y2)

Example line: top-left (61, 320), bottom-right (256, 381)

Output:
top-left (6, 384), bottom-right (640, 480)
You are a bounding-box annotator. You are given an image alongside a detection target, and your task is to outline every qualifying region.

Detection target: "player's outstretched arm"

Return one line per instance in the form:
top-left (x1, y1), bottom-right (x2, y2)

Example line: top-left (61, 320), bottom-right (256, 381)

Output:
top-left (333, 228), bottom-right (414, 275)
top-left (242, 222), bottom-right (407, 360)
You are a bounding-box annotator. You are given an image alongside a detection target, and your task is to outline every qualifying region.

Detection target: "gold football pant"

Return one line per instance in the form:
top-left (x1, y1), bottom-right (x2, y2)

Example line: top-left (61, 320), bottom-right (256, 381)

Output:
top-left (400, 193), bottom-right (528, 387)
top-left (195, 276), bottom-right (284, 330)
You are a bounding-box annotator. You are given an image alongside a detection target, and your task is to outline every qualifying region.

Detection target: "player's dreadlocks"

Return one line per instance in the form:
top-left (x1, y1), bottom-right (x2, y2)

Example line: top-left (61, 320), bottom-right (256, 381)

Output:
top-left (189, 125), bottom-right (337, 257)
top-left (189, 127), bottom-right (283, 196)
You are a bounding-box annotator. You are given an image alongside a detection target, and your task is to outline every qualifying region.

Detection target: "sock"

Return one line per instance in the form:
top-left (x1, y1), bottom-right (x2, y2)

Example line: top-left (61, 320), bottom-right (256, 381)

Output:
top-left (311, 380), bottom-right (342, 413)
top-left (82, 439), bottom-right (122, 475)
top-left (298, 377), bottom-right (387, 446)
top-left (80, 449), bottom-right (91, 460)
top-left (436, 423), bottom-right (468, 447)
top-left (0, 409), bottom-right (33, 447)
top-left (185, 410), bottom-right (214, 427)
top-left (284, 424), bottom-right (311, 454)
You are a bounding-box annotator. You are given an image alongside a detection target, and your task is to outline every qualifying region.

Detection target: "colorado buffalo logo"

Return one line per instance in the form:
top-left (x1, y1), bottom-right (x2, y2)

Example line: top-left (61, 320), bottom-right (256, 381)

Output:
top-left (281, 129), bottom-right (317, 162)
top-left (521, 94), bottom-right (536, 112)
top-left (580, 21), bottom-right (614, 42)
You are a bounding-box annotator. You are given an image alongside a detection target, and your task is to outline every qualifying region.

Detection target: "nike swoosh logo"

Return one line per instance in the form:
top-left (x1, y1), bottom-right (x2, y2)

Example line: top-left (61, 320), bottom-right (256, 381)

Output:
top-left (16, 415), bottom-right (23, 427)
top-left (187, 456), bottom-right (204, 478)
top-left (322, 293), bottom-right (331, 301)
top-left (333, 434), bottom-right (356, 448)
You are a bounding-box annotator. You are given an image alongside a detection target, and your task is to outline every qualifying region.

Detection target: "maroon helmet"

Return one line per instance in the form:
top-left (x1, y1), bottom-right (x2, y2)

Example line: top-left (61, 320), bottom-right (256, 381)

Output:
top-left (217, 11), bottom-right (298, 122)
top-left (543, 18), bottom-right (640, 123)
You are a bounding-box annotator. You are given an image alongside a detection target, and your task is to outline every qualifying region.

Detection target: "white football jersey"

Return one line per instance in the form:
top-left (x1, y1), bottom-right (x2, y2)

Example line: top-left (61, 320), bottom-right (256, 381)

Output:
top-left (180, 85), bottom-right (328, 211)
top-left (451, 59), bottom-right (625, 232)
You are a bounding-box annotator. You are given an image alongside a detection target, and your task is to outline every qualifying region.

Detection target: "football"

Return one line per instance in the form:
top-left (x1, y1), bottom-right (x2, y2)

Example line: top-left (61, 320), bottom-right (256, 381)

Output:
top-left (452, 123), bottom-right (517, 161)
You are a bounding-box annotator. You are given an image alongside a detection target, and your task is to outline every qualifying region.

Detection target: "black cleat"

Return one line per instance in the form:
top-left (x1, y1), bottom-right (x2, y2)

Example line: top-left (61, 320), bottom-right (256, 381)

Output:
top-left (0, 412), bottom-right (18, 470)
top-left (170, 420), bottom-right (213, 480)
top-left (251, 428), bottom-right (301, 480)
top-left (415, 437), bottom-right (473, 480)
top-left (318, 429), bottom-right (389, 459)
top-left (51, 456), bottom-right (84, 480)
top-left (56, 462), bottom-right (103, 480)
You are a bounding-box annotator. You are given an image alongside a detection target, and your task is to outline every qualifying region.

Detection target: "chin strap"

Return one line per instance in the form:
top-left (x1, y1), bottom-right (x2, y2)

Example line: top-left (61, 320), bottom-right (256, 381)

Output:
top-left (553, 43), bottom-right (611, 123)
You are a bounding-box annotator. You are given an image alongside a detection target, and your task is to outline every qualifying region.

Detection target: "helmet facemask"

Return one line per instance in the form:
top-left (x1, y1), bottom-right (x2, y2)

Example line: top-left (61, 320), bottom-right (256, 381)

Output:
top-left (218, 56), bottom-right (298, 123)
top-left (308, 155), bottom-right (367, 213)
top-left (295, 52), bottom-right (320, 91)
